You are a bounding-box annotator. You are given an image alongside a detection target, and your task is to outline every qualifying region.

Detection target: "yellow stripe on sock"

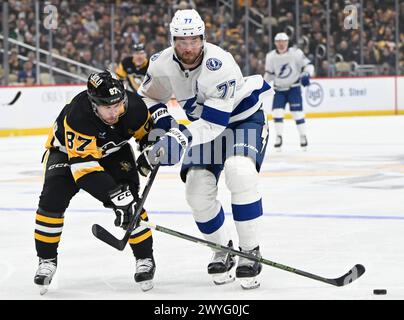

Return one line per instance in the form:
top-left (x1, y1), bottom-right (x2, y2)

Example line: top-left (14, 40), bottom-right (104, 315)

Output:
top-left (34, 233), bottom-right (61, 244)
top-left (128, 230), bottom-right (152, 244)
top-left (36, 213), bottom-right (64, 225)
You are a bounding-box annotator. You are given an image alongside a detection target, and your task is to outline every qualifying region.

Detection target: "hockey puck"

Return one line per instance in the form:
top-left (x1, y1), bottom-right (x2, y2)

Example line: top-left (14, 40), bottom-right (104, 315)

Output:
top-left (373, 289), bottom-right (387, 295)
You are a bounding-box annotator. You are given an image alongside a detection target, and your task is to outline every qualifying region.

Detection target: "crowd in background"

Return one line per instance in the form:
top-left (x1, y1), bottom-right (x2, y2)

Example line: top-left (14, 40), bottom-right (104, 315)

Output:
top-left (0, 0), bottom-right (403, 85)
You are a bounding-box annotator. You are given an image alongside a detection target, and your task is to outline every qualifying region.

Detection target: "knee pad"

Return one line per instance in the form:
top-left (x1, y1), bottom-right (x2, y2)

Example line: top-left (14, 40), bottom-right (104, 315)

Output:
top-left (185, 169), bottom-right (220, 218)
top-left (224, 156), bottom-right (259, 204)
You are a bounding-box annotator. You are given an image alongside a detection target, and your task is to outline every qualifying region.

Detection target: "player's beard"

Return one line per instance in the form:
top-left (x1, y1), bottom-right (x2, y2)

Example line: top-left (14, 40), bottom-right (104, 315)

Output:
top-left (177, 47), bottom-right (204, 67)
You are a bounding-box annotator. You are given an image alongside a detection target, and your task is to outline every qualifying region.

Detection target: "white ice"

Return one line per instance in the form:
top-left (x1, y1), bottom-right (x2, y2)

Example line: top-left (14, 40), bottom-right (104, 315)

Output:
top-left (0, 116), bottom-right (403, 300)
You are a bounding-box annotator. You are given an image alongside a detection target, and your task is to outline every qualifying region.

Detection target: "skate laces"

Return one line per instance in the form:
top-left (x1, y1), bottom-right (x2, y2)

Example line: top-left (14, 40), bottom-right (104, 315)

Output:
top-left (136, 258), bottom-right (154, 273)
top-left (37, 258), bottom-right (57, 276)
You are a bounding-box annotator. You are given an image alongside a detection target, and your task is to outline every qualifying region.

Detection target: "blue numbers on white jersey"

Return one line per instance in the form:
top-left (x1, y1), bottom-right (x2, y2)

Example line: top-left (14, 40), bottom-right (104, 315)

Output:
top-left (184, 18), bottom-right (192, 23)
top-left (216, 79), bottom-right (236, 99)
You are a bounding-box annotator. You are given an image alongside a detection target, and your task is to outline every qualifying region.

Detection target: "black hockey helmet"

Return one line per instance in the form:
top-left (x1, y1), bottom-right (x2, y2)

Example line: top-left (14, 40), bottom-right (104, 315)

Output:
top-left (87, 70), bottom-right (126, 106)
top-left (133, 43), bottom-right (145, 52)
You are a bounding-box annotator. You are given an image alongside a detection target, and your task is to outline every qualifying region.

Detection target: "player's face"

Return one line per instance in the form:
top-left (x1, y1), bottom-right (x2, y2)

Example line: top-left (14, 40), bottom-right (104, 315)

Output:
top-left (275, 40), bottom-right (289, 53)
top-left (133, 51), bottom-right (147, 66)
top-left (96, 100), bottom-right (125, 125)
top-left (174, 36), bottom-right (203, 65)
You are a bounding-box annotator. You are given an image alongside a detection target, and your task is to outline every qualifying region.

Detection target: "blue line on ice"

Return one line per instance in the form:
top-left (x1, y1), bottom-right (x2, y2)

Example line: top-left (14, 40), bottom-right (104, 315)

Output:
top-left (0, 207), bottom-right (403, 221)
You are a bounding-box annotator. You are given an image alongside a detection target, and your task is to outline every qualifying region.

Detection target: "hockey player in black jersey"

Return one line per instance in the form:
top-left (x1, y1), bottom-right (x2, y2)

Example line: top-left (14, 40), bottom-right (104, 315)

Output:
top-left (115, 43), bottom-right (149, 93)
top-left (34, 71), bottom-right (156, 294)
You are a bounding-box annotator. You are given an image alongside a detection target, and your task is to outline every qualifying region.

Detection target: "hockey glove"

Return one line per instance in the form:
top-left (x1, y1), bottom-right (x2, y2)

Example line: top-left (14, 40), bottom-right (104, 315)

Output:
top-left (147, 125), bottom-right (191, 166)
top-left (300, 73), bottom-right (311, 87)
top-left (136, 145), bottom-right (154, 177)
top-left (107, 184), bottom-right (137, 230)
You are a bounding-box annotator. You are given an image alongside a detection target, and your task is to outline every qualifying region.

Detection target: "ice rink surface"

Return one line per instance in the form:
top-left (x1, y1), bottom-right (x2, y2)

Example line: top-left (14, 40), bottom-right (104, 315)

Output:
top-left (0, 116), bottom-right (403, 300)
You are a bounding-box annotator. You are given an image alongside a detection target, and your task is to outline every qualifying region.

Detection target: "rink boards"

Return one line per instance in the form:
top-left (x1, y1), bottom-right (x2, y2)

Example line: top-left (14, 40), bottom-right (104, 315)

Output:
top-left (0, 76), bottom-right (403, 137)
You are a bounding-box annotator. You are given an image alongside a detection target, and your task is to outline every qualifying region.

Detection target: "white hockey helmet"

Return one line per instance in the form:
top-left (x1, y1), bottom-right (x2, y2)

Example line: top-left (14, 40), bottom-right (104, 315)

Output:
top-left (274, 32), bottom-right (289, 41)
top-left (169, 9), bottom-right (205, 46)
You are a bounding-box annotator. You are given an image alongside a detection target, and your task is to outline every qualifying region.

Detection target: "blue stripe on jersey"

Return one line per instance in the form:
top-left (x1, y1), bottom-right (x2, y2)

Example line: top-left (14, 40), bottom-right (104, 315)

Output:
top-left (201, 105), bottom-right (231, 127)
top-left (232, 199), bottom-right (263, 222)
top-left (196, 207), bottom-right (225, 234)
top-left (231, 81), bottom-right (271, 117)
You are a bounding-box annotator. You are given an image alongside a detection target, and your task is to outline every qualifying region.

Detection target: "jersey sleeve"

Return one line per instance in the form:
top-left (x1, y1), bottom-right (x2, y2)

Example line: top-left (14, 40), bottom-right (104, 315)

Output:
top-left (115, 62), bottom-right (128, 80)
top-left (137, 59), bottom-right (178, 132)
top-left (126, 93), bottom-right (154, 149)
top-left (187, 57), bottom-right (238, 146)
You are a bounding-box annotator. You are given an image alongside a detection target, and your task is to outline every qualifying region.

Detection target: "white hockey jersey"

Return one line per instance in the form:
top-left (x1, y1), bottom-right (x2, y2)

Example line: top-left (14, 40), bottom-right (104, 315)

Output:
top-left (138, 42), bottom-right (272, 147)
top-left (264, 47), bottom-right (314, 91)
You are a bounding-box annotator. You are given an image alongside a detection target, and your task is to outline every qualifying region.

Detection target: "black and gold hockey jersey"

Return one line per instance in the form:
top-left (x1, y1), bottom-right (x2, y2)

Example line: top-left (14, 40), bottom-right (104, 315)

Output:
top-left (116, 57), bottom-right (149, 93)
top-left (44, 90), bottom-right (152, 203)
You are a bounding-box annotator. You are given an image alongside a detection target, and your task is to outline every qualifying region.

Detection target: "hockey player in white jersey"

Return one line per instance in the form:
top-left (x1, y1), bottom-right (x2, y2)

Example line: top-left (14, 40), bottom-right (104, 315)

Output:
top-left (137, 9), bottom-right (272, 289)
top-left (264, 32), bottom-right (314, 150)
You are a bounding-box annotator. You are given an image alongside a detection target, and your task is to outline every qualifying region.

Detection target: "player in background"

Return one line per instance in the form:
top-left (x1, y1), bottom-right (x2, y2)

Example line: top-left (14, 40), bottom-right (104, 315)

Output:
top-left (116, 43), bottom-right (149, 93)
top-left (264, 32), bottom-right (314, 151)
top-left (137, 9), bottom-right (272, 289)
top-left (34, 71), bottom-right (156, 293)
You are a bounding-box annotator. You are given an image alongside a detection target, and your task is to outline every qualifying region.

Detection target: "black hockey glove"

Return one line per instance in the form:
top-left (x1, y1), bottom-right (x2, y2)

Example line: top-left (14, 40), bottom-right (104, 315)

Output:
top-left (107, 184), bottom-right (137, 230)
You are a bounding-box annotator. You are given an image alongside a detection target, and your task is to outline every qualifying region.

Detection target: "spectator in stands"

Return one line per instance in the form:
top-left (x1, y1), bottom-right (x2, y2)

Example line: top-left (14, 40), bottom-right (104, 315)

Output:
top-left (18, 61), bottom-right (36, 84)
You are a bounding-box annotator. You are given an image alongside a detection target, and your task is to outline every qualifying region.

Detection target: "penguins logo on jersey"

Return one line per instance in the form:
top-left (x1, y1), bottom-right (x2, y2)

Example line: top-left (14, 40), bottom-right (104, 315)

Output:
top-left (120, 161), bottom-right (132, 172)
top-left (278, 63), bottom-right (292, 79)
top-left (206, 58), bottom-right (222, 71)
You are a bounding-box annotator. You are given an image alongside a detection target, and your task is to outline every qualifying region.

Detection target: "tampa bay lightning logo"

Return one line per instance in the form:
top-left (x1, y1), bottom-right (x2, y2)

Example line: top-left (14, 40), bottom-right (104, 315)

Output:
top-left (278, 63), bottom-right (292, 79)
top-left (206, 58), bottom-right (222, 71)
top-left (151, 52), bottom-right (161, 61)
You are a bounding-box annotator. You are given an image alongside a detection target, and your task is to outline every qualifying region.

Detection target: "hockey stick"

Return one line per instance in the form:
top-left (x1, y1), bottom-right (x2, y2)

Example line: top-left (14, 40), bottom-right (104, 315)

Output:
top-left (92, 163), bottom-right (160, 251)
top-left (139, 220), bottom-right (365, 287)
top-left (2, 91), bottom-right (22, 106)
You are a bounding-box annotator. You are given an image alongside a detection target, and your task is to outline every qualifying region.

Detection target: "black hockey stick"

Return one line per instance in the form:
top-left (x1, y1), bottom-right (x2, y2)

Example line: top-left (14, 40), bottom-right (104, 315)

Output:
top-left (139, 220), bottom-right (365, 287)
top-left (92, 163), bottom-right (160, 251)
top-left (2, 91), bottom-right (22, 106)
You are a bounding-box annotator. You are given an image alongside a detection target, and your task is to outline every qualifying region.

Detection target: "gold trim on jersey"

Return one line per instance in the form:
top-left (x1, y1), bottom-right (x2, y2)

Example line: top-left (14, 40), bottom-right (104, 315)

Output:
top-left (115, 63), bottom-right (127, 79)
top-left (70, 161), bottom-right (104, 181)
top-left (44, 124), bottom-right (56, 149)
top-left (132, 112), bottom-right (152, 142)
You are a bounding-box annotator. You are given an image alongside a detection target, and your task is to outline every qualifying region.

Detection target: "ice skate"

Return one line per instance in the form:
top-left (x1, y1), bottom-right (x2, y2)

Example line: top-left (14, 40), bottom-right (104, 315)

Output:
top-left (274, 135), bottom-right (282, 151)
top-left (207, 241), bottom-right (236, 285)
top-left (300, 135), bottom-right (308, 151)
top-left (134, 257), bottom-right (155, 291)
top-left (34, 257), bottom-right (57, 295)
top-left (236, 247), bottom-right (262, 290)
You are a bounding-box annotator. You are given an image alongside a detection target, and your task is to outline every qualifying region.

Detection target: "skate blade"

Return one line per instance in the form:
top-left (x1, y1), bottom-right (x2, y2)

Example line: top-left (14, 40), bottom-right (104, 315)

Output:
top-left (275, 147), bottom-right (282, 152)
top-left (139, 280), bottom-right (154, 292)
top-left (239, 277), bottom-right (260, 290)
top-left (301, 146), bottom-right (307, 151)
top-left (39, 285), bottom-right (49, 295)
